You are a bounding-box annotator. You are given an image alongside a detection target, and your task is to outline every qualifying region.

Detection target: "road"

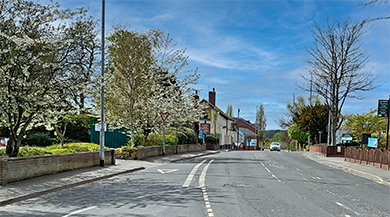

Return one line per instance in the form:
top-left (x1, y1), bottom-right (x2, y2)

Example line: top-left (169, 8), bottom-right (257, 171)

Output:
top-left (0, 150), bottom-right (389, 217)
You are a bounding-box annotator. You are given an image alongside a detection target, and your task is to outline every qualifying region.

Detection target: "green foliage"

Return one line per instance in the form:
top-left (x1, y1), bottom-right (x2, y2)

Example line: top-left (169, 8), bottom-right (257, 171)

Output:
top-left (17, 146), bottom-right (49, 157)
top-left (115, 146), bottom-right (138, 159)
top-left (0, 149), bottom-right (6, 156)
top-left (288, 124), bottom-right (308, 145)
top-left (290, 141), bottom-right (296, 151)
top-left (294, 104), bottom-right (328, 141)
top-left (205, 136), bottom-right (219, 145)
top-left (65, 114), bottom-right (97, 142)
top-left (172, 126), bottom-right (198, 144)
top-left (344, 109), bottom-right (387, 140)
top-left (127, 134), bottom-right (146, 147)
top-left (272, 132), bottom-right (286, 143)
top-left (198, 137), bottom-right (203, 144)
top-left (22, 132), bottom-right (53, 147)
top-left (146, 133), bottom-right (176, 146)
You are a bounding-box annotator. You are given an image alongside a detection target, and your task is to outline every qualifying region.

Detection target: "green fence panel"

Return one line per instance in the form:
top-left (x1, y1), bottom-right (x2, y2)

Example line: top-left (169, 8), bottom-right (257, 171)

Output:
top-left (90, 123), bottom-right (129, 148)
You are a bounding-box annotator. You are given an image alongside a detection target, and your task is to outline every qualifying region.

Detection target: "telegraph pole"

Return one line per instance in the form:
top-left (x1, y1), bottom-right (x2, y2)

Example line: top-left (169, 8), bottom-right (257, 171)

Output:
top-left (99, 0), bottom-right (105, 167)
top-left (237, 108), bottom-right (240, 150)
top-left (386, 95), bottom-right (390, 151)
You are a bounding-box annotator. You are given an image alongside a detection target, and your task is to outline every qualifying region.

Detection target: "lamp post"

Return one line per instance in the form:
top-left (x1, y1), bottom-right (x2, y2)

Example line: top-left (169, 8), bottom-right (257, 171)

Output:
top-left (99, 0), bottom-right (105, 167)
top-left (237, 108), bottom-right (240, 150)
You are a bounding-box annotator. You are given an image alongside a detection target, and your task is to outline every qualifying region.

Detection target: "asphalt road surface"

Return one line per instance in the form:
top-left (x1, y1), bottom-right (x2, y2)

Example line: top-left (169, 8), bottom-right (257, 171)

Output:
top-left (0, 150), bottom-right (389, 217)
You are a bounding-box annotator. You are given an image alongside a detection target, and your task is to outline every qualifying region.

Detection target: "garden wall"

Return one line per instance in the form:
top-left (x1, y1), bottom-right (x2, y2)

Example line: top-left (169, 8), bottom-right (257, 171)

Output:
top-left (0, 150), bottom-right (115, 185)
top-left (137, 144), bottom-right (206, 160)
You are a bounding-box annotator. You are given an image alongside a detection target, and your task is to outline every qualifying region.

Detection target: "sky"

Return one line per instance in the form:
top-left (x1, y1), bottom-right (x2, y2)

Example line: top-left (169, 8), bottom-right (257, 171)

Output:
top-left (41, 0), bottom-right (389, 130)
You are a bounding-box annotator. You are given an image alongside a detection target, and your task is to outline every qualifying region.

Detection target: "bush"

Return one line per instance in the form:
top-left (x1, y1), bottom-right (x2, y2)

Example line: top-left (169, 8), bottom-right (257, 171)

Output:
top-left (174, 127), bottom-right (198, 144)
top-left (115, 146), bottom-right (138, 159)
top-left (17, 146), bottom-right (49, 157)
top-left (146, 133), bottom-right (176, 146)
top-left (127, 134), bottom-right (145, 147)
top-left (198, 137), bottom-right (203, 144)
top-left (22, 132), bottom-right (52, 147)
top-left (205, 136), bottom-right (219, 145)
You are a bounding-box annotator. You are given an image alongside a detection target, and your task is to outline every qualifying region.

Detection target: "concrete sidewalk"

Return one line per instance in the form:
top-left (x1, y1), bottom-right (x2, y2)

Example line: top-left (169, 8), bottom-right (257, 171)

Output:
top-left (0, 150), bottom-right (219, 207)
top-left (300, 151), bottom-right (390, 186)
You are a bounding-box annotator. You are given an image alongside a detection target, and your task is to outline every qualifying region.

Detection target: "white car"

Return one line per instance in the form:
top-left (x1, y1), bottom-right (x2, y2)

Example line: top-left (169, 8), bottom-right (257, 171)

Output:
top-left (270, 142), bottom-right (281, 151)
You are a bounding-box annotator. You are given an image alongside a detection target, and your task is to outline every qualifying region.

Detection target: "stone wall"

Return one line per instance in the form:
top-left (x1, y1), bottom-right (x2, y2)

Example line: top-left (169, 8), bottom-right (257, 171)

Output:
top-left (137, 144), bottom-right (206, 160)
top-left (0, 150), bottom-right (115, 185)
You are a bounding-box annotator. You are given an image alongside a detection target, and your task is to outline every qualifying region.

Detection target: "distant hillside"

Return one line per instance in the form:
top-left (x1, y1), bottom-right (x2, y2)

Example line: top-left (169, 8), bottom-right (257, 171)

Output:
top-left (265, 130), bottom-right (286, 139)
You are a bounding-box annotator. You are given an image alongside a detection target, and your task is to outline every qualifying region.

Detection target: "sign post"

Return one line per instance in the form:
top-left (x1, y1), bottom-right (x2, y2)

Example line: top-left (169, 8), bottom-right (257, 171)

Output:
top-left (159, 112), bottom-right (169, 156)
top-left (378, 98), bottom-right (390, 150)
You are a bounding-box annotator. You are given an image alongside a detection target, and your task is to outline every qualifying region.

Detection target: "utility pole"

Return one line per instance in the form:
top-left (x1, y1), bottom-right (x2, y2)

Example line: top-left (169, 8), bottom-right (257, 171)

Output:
top-left (386, 95), bottom-right (390, 151)
top-left (237, 108), bottom-right (240, 150)
top-left (99, 0), bottom-right (105, 167)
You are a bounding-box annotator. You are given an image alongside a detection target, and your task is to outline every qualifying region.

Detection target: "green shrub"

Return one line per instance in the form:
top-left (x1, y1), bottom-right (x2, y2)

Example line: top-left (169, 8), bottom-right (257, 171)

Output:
top-left (174, 127), bottom-right (198, 144)
top-left (17, 146), bottom-right (49, 157)
top-left (198, 137), bottom-right (203, 144)
top-left (205, 136), bottom-right (219, 145)
top-left (22, 132), bottom-right (52, 147)
top-left (115, 146), bottom-right (138, 159)
top-left (127, 134), bottom-right (145, 147)
top-left (146, 133), bottom-right (176, 146)
top-left (45, 143), bottom-right (105, 155)
top-left (290, 141), bottom-right (296, 151)
top-left (0, 149), bottom-right (6, 156)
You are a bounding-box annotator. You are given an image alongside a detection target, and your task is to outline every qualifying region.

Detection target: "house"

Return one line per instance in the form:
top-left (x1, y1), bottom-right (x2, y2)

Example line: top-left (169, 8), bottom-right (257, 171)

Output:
top-left (199, 88), bottom-right (235, 149)
top-left (235, 118), bottom-right (259, 150)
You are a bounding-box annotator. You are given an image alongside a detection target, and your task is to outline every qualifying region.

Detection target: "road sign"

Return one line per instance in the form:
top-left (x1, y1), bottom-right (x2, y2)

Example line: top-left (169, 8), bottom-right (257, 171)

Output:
top-left (341, 133), bottom-right (353, 144)
top-left (368, 138), bottom-right (378, 148)
top-left (159, 112), bottom-right (170, 121)
top-left (378, 100), bottom-right (389, 117)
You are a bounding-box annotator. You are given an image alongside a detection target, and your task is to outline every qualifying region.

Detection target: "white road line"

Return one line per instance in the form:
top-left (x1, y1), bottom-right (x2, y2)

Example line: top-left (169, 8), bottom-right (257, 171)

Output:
top-left (182, 159), bottom-right (207, 187)
top-left (336, 202), bottom-right (360, 215)
top-left (62, 206), bottom-right (97, 217)
top-left (260, 162), bottom-right (281, 182)
top-left (199, 160), bottom-right (214, 187)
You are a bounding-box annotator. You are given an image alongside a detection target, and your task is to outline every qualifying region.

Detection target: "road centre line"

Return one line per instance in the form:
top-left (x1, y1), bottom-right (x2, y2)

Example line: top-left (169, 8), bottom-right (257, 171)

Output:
top-left (182, 159), bottom-right (207, 187)
top-left (336, 202), bottom-right (360, 215)
top-left (255, 154), bottom-right (281, 183)
top-left (62, 206), bottom-right (97, 217)
top-left (199, 160), bottom-right (214, 187)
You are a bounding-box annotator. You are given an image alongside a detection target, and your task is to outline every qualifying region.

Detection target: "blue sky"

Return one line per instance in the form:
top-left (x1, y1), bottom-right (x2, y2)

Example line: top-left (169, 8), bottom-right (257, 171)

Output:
top-left (45, 0), bottom-right (389, 130)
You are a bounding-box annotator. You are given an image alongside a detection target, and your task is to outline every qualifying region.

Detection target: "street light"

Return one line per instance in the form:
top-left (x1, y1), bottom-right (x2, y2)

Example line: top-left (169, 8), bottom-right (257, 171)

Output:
top-left (99, 0), bottom-right (105, 167)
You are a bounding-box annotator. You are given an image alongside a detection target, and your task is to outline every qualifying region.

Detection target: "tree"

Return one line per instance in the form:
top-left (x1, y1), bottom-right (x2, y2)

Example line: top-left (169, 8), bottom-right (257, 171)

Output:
top-left (226, 104), bottom-right (233, 118)
top-left (0, 0), bottom-right (86, 156)
top-left (255, 104), bottom-right (266, 142)
top-left (105, 28), bottom-right (155, 147)
top-left (104, 28), bottom-right (201, 147)
top-left (288, 124), bottom-right (308, 148)
top-left (64, 13), bottom-right (100, 113)
top-left (302, 18), bottom-right (378, 146)
top-left (344, 109), bottom-right (387, 141)
top-left (360, 0), bottom-right (390, 22)
top-left (294, 104), bottom-right (329, 144)
top-left (278, 95), bottom-right (322, 129)
top-left (142, 29), bottom-right (201, 135)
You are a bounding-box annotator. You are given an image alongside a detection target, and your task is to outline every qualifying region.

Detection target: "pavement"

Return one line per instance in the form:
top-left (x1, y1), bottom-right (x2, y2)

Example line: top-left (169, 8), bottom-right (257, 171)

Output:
top-left (0, 149), bottom-right (389, 207)
top-left (0, 150), bottom-right (220, 207)
top-left (300, 151), bottom-right (390, 186)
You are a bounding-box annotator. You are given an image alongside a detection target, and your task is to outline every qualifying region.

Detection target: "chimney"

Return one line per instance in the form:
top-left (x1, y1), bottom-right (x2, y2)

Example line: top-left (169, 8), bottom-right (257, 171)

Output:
top-left (209, 88), bottom-right (216, 106)
top-left (194, 90), bottom-right (199, 100)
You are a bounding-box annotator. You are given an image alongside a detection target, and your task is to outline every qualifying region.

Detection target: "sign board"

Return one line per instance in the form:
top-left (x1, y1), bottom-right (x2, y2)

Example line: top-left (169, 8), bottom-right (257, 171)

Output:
top-left (341, 133), bottom-right (353, 144)
top-left (250, 139), bottom-right (257, 146)
top-left (95, 123), bottom-right (107, 132)
top-left (198, 130), bottom-right (204, 139)
top-left (159, 112), bottom-right (170, 122)
top-left (378, 100), bottom-right (389, 117)
top-left (200, 123), bottom-right (210, 135)
top-left (368, 138), bottom-right (378, 148)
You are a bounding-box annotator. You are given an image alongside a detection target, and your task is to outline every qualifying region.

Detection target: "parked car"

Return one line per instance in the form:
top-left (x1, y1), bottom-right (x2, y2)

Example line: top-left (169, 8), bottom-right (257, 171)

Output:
top-left (270, 142), bottom-right (281, 151)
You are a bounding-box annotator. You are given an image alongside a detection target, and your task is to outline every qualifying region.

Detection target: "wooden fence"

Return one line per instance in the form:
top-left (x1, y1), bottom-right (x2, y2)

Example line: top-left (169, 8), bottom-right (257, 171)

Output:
top-left (344, 147), bottom-right (390, 170)
top-left (320, 145), bottom-right (345, 157)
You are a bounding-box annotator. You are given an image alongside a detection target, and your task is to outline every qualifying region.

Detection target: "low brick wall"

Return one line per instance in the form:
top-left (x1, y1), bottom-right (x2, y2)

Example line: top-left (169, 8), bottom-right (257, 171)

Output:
top-left (0, 150), bottom-right (115, 185)
top-left (137, 144), bottom-right (206, 160)
top-left (309, 145), bottom-right (321, 152)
